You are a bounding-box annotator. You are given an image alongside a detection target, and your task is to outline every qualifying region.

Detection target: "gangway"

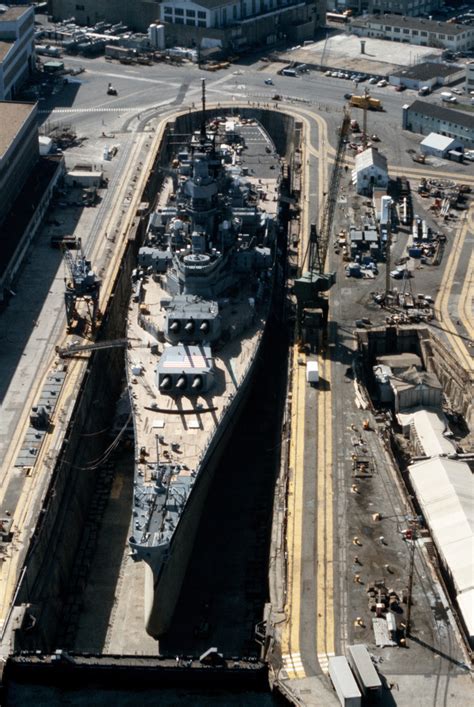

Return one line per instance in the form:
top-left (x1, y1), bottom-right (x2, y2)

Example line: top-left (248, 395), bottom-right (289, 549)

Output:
top-left (56, 339), bottom-right (129, 358)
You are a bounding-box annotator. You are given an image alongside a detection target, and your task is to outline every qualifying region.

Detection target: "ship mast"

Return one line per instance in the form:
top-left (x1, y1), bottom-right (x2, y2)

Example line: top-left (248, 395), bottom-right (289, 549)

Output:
top-left (200, 77), bottom-right (206, 142)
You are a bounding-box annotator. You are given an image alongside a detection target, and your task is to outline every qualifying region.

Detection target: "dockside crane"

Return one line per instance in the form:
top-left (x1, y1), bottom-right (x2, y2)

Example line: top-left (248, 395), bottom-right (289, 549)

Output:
top-left (62, 243), bottom-right (101, 333)
top-left (294, 109), bottom-right (350, 349)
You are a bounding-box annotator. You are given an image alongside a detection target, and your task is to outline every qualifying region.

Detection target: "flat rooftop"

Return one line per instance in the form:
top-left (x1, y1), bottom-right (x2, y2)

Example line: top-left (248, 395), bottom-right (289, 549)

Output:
top-left (0, 40), bottom-right (13, 61)
top-left (352, 13), bottom-right (471, 36)
top-left (281, 33), bottom-right (443, 76)
top-left (392, 61), bottom-right (462, 81)
top-left (0, 5), bottom-right (31, 22)
top-left (0, 101), bottom-right (36, 160)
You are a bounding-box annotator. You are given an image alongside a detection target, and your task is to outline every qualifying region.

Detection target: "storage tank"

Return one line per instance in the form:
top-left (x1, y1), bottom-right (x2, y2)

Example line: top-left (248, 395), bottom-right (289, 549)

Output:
top-left (156, 24), bottom-right (165, 51)
top-left (380, 195), bottom-right (391, 225)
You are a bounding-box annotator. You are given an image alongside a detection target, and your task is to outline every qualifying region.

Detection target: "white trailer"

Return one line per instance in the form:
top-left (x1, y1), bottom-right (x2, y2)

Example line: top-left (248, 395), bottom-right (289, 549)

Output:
top-left (306, 360), bottom-right (319, 385)
top-left (328, 656), bottom-right (362, 707)
top-left (347, 644), bottom-right (382, 697)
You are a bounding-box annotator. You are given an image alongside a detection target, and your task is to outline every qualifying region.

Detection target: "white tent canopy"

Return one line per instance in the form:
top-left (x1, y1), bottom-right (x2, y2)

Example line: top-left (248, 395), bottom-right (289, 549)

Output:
top-left (409, 457), bottom-right (474, 640)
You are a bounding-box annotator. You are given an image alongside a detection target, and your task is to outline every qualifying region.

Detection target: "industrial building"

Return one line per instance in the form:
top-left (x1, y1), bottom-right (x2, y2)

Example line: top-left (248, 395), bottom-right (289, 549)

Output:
top-left (352, 147), bottom-right (388, 195)
top-left (159, 0), bottom-right (325, 50)
top-left (466, 63), bottom-right (474, 96)
top-left (328, 0), bottom-right (441, 16)
top-left (365, 0), bottom-right (441, 15)
top-left (350, 14), bottom-right (474, 52)
top-left (391, 367), bottom-right (443, 413)
top-left (0, 4), bottom-right (35, 100)
top-left (408, 457), bottom-right (474, 645)
top-left (373, 353), bottom-right (443, 412)
top-left (48, 0), bottom-right (326, 47)
top-left (389, 62), bottom-right (464, 91)
top-left (48, 0), bottom-right (160, 33)
top-left (420, 132), bottom-right (464, 160)
top-left (403, 100), bottom-right (474, 149)
top-left (0, 101), bottom-right (64, 302)
top-left (0, 101), bottom-right (38, 227)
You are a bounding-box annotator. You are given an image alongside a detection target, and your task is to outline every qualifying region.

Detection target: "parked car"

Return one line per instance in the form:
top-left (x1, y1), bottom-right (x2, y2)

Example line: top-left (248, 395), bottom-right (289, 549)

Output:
top-left (451, 87), bottom-right (463, 94)
top-left (377, 79), bottom-right (388, 87)
top-left (368, 77), bottom-right (378, 84)
top-left (264, 78), bottom-right (274, 85)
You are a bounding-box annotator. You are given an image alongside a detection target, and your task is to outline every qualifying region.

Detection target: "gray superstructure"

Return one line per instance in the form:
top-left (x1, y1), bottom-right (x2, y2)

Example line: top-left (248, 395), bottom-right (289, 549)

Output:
top-left (126, 115), bottom-right (281, 637)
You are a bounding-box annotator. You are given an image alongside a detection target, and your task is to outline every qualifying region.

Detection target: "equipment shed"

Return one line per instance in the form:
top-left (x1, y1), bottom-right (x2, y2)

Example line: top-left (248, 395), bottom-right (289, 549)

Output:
top-left (420, 132), bottom-right (463, 159)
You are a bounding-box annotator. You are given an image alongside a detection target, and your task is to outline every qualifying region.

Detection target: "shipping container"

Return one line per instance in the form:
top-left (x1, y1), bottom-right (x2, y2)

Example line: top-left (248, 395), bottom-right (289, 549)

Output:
top-left (328, 656), bottom-right (362, 707)
top-left (347, 644), bottom-right (382, 697)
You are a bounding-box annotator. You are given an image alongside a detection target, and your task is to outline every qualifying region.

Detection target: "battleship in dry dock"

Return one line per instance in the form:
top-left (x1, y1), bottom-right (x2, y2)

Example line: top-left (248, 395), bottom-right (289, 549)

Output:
top-left (127, 108), bottom-right (282, 637)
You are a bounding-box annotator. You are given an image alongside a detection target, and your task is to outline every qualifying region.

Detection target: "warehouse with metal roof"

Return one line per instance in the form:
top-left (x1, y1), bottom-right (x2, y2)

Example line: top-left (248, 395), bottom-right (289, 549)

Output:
top-left (398, 408), bottom-right (458, 458)
top-left (408, 457), bottom-right (474, 643)
top-left (403, 100), bottom-right (474, 149)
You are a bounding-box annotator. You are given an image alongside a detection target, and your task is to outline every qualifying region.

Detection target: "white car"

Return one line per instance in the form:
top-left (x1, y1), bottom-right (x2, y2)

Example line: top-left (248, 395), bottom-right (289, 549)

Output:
top-left (368, 77), bottom-right (377, 84)
top-left (451, 88), bottom-right (463, 94)
top-left (377, 80), bottom-right (388, 87)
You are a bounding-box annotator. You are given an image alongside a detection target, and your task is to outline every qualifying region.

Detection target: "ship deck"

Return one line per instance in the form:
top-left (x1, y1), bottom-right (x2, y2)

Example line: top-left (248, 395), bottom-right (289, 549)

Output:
top-left (127, 120), bottom-right (280, 544)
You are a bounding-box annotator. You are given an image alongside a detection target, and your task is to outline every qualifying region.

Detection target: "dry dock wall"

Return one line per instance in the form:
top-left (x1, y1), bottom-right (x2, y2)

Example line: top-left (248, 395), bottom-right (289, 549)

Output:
top-left (8, 132), bottom-right (173, 653)
top-left (6, 109), bottom-right (297, 653)
top-left (358, 325), bottom-right (473, 422)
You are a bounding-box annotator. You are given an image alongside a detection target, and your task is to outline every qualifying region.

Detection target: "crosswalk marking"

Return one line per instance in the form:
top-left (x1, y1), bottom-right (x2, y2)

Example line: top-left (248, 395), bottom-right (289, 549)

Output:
top-left (317, 651), bottom-right (335, 675)
top-left (281, 652), bottom-right (306, 679)
top-left (38, 106), bottom-right (156, 114)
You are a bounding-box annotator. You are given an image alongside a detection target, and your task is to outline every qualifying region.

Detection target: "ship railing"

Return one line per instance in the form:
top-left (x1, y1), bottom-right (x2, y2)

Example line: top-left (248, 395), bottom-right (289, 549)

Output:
top-left (196, 337), bottom-right (260, 466)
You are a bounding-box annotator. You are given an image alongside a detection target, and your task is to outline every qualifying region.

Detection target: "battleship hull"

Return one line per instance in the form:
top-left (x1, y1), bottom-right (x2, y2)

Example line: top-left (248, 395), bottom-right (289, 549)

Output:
top-left (127, 114), bottom-right (281, 638)
top-left (143, 341), bottom-right (263, 637)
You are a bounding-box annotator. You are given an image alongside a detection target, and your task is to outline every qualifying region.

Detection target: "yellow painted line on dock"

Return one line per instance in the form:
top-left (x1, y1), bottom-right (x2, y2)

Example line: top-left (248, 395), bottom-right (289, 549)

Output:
top-left (459, 246), bottom-right (474, 343)
top-left (282, 346), bottom-right (307, 678)
top-left (0, 117), bottom-right (171, 632)
top-left (436, 205), bottom-right (474, 374)
top-left (316, 351), bottom-right (335, 671)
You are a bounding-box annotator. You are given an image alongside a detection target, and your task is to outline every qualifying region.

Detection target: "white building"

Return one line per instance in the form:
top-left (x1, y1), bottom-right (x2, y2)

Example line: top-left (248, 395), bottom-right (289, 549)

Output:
top-left (159, 0), bottom-right (324, 50)
top-left (466, 63), bottom-right (474, 96)
top-left (389, 62), bottom-right (464, 91)
top-left (350, 14), bottom-right (474, 52)
top-left (352, 147), bottom-right (388, 195)
top-left (0, 5), bottom-right (35, 100)
top-left (403, 100), bottom-right (474, 149)
top-left (420, 132), bottom-right (463, 159)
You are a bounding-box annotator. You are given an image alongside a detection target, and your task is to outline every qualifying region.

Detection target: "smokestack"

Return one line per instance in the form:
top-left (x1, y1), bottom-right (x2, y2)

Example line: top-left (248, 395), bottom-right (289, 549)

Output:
top-left (360, 40), bottom-right (366, 55)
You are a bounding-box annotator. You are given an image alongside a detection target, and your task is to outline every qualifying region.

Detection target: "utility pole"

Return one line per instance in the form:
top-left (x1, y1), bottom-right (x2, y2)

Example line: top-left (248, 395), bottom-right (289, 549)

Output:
top-left (362, 89), bottom-right (368, 150)
top-left (385, 225), bottom-right (391, 300)
top-left (405, 523), bottom-right (417, 637)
